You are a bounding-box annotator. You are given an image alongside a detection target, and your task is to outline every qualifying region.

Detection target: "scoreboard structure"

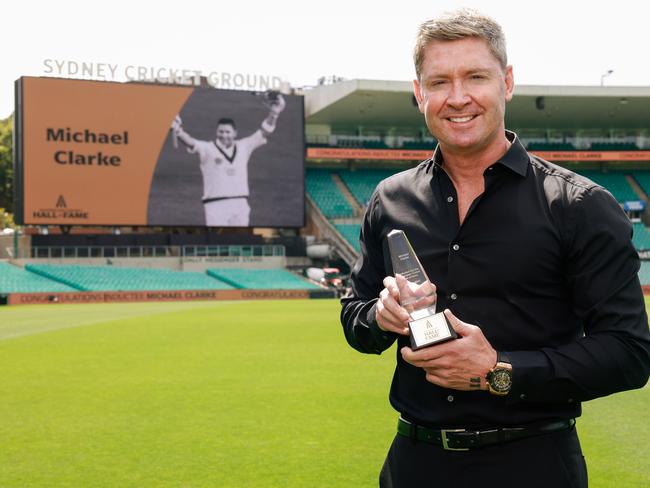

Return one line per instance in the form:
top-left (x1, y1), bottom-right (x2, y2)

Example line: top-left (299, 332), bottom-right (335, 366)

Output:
top-left (13, 77), bottom-right (305, 228)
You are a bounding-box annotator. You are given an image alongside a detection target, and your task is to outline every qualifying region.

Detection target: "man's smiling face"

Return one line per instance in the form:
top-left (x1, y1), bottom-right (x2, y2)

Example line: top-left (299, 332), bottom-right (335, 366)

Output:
top-left (413, 37), bottom-right (514, 158)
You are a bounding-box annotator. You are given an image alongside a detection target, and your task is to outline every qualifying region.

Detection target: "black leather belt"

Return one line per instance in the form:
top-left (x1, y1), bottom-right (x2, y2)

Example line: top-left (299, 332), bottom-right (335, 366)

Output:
top-left (397, 417), bottom-right (575, 451)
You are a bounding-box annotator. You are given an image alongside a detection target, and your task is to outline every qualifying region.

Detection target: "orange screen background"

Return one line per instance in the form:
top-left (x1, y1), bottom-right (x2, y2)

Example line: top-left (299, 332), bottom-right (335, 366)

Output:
top-left (21, 77), bottom-right (193, 225)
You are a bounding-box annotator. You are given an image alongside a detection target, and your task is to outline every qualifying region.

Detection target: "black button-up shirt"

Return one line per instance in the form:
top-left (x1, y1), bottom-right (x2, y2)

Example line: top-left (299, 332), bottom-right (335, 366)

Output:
top-left (341, 132), bottom-right (650, 428)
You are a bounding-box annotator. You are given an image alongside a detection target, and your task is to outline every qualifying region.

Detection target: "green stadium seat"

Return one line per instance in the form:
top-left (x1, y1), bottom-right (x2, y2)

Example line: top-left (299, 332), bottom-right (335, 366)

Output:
top-left (632, 223), bottom-right (650, 251)
top-left (363, 140), bottom-right (389, 149)
top-left (576, 170), bottom-right (639, 202)
top-left (25, 264), bottom-right (234, 291)
top-left (305, 168), bottom-right (354, 218)
top-left (338, 169), bottom-right (399, 207)
top-left (0, 262), bottom-right (76, 293)
top-left (334, 224), bottom-right (361, 253)
top-left (400, 140), bottom-right (437, 150)
top-left (206, 268), bottom-right (321, 290)
top-left (632, 171), bottom-right (650, 199)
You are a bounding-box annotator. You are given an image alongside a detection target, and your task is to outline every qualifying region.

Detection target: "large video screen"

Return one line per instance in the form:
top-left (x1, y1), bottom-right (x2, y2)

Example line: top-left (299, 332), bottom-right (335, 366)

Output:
top-left (14, 77), bottom-right (305, 227)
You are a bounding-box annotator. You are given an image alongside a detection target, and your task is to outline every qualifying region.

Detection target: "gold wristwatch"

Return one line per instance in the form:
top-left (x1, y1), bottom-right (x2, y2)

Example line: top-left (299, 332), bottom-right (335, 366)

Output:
top-left (486, 352), bottom-right (512, 396)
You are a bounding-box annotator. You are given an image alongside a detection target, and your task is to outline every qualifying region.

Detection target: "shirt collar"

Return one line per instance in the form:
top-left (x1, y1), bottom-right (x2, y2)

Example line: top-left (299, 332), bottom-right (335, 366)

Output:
top-left (430, 130), bottom-right (529, 178)
top-left (498, 131), bottom-right (529, 177)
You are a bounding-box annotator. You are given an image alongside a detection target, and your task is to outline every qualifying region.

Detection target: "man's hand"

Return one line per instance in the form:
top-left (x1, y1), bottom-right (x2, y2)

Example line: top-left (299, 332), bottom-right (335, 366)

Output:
top-left (376, 276), bottom-right (413, 335)
top-left (171, 115), bottom-right (182, 133)
top-left (170, 115), bottom-right (182, 148)
top-left (395, 273), bottom-right (436, 314)
top-left (400, 309), bottom-right (497, 391)
top-left (269, 94), bottom-right (286, 115)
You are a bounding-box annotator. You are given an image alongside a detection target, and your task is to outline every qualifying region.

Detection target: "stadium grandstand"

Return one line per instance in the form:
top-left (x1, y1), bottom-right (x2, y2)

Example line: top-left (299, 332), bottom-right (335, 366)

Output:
top-left (3, 79), bottom-right (650, 304)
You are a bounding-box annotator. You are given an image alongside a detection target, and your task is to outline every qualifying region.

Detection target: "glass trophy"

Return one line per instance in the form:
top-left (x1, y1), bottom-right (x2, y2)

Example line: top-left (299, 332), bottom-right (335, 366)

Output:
top-left (387, 229), bottom-right (457, 350)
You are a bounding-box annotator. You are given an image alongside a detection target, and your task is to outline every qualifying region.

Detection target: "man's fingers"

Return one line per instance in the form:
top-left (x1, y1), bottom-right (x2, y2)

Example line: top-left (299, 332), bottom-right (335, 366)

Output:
top-left (444, 309), bottom-right (471, 337)
top-left (424, 370), bottom-right (449, 388)
top-left (379, 288), bottom-right (410, 323)
top-left (377, 297), bottom-right (406, 324)
top-left (394, 274), bottom-right (410, 297)
top-left (376, 276), bottom-right (415, 335)
top-left (378, 319), bottom-right (409, 336)
top-left (400, 346), bottom-right (443, 366)
top-left (401, 346), bottom-right (416, 363)
top-left (377, 315), bottom-right (409, 335)
top-left (382, 276), bottom-right (400, 300)
top-left (377, 299), bottom-right (409, 335)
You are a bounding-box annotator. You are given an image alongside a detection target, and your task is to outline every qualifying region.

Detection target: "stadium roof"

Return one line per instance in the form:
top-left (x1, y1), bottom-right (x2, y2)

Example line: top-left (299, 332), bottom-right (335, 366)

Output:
top-left (304, 80), bottom-right (650, 133)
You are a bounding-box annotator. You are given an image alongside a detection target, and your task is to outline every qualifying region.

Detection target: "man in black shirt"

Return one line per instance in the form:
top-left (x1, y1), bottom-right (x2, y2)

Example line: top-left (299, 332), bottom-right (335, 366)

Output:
top-left (340, 9), bottom-right (650, 488)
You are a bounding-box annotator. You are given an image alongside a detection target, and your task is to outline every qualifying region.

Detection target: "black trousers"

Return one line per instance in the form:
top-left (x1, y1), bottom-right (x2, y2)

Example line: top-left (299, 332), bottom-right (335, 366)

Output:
top-left (379, 426), bottom-right (588, 488)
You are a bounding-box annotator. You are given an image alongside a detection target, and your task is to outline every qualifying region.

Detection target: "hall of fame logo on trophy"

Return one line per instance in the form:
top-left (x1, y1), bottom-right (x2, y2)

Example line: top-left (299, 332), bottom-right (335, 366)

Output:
top-left (387, 229), bottom-right (458, 350)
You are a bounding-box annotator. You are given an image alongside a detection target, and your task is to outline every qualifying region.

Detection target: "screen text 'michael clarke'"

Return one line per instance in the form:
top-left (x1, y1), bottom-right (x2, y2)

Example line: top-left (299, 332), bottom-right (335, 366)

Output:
top-left (46, 128), bottom-right (129, 166)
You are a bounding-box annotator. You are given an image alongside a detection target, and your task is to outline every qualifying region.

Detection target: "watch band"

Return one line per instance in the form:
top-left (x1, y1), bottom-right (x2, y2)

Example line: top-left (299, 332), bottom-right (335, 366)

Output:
top-left (487, 352), bottom-right (513, 396)
top-left (497, 351), bottom-right (511, 364)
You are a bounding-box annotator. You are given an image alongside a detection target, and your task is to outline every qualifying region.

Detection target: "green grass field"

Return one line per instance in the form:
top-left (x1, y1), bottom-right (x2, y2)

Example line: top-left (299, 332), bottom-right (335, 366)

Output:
top-left (0, 299), bottom-right (648, 487)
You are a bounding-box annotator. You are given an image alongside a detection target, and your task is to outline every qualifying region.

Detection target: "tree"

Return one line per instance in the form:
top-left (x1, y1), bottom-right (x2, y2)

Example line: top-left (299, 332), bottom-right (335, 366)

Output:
top-left (0, 208), bottom-right (14, 229)
top-left (0, 114), bottom-right (13, 214)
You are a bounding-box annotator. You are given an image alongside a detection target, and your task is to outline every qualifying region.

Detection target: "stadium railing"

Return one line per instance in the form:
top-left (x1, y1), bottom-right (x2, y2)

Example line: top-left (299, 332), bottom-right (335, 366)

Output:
top-left (20, 245), bottom-right (285, 259)
top-left (526, 142), bottom-right (576, 151)
top-left (181, 245), bottom-right (285, 257)
top-left (589, 142), bottom-right (639, 151)
top-left (307, 134), bottom-right (645, 152)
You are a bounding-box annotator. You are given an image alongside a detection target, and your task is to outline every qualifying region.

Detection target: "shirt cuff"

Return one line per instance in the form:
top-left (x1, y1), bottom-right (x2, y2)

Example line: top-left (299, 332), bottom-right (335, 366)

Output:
top-left (504, 350), bottom-right (552, 404)
top-left (366, 301), bottom-right (398, 350)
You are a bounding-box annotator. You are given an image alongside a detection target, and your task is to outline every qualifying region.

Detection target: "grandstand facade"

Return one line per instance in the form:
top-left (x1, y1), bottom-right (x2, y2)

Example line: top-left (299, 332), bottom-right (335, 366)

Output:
top-left (4, 79), bottom-right (650, 303)
top-left (303, 80), bottom-right (650, 284)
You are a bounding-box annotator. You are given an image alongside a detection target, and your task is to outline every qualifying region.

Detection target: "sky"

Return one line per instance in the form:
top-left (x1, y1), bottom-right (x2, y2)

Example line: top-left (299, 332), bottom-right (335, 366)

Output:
top-left (3, 0), bottom-right (648, 118)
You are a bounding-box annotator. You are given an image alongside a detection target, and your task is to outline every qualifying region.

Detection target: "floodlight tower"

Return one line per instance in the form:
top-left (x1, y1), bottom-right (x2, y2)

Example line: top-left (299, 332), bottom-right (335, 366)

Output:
top-left (600, 69), bottom-right (614, 86)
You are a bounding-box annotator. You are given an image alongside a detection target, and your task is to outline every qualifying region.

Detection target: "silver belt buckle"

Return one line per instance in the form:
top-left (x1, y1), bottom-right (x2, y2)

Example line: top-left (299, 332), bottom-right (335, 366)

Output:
top-left (440, 429), bottom-right (470, 451)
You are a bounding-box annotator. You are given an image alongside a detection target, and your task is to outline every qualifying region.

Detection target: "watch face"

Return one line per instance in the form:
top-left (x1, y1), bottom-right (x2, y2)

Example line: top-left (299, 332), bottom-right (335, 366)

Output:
top-left (491, 368), bottom-right (512, 393)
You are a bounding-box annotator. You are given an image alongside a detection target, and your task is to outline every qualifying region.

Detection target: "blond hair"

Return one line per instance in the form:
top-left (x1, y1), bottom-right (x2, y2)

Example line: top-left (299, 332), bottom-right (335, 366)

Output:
top-left (414, 9), bottom-right (507, 79)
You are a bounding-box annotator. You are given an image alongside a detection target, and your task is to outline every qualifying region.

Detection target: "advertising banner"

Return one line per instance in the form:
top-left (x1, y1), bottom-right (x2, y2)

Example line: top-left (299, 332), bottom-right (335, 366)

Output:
top-left (306, 147), bottom-right (650, 163)
top-left (6, 289), bottom-right (315, 305)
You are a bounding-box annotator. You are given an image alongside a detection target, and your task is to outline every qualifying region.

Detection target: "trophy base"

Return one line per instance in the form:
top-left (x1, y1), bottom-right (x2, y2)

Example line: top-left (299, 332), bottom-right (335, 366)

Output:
top-left (408, 311), bottom-right (458, 350)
